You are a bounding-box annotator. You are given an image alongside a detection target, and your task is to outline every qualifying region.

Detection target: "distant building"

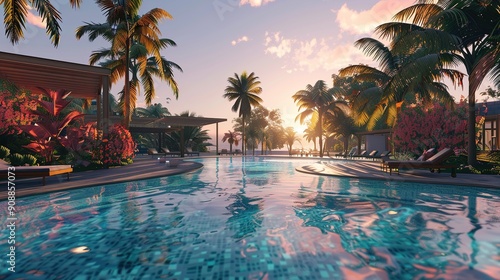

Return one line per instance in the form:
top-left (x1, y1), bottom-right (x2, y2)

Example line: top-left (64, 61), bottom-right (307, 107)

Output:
top-left (478, 100), bottom-right (500, 151)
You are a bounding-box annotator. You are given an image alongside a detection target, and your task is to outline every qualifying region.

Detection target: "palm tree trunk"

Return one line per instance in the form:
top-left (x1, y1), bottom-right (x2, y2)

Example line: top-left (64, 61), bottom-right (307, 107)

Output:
top-left (242, 116), bottom-right (245, 156)
top-left (318, 114), bottom-right (323, 157)
top-left (123, 1), bottom-right (131, 129)
top-left (468, 85), bottom-right (477, 166)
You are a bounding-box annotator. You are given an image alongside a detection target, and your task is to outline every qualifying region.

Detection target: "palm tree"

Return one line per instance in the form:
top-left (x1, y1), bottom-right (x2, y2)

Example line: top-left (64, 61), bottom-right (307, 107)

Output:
top-left (292, 80), bottom-right (334, 157)
top-left (223, 71), bottom-right (263, 155)
top-left (164, 111), bottom-right (211, 152)
top-left (133, 103), bottom-right (171, 118)
top-left (302, 122), bottom-right (318, 151)
top-left (222, 130), bottom-right (240, 154)
top-left (338, 37), bottom-right (463, 130)
top-left (284, 127), bottom-right (301, 156)
top-left (75, 1), bottom-right (181, 128)
top-left (2, 0), bottom-right (82, 46)
top-left (378, 0), bottom-right (500, 165)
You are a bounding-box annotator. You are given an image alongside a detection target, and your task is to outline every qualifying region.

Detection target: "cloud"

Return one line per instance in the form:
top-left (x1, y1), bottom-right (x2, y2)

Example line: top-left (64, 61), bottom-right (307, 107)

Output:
top-left (264, 32), bottom-right (374, 73)
top-left (26, 6), bottom-right (45, 28)
top-left (335, 0), bottom-right (414, 35)
top-left (264, 32), bottom-right (292, 58)
top-left (231, 35), bottom-right (249, 46)
top-left (240, 0), bottom-right (275, 7)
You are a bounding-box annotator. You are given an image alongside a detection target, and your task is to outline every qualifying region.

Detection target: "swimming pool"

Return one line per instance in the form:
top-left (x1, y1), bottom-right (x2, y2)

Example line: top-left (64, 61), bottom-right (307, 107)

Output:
top-left (1, 157), bottom-right (499, 279)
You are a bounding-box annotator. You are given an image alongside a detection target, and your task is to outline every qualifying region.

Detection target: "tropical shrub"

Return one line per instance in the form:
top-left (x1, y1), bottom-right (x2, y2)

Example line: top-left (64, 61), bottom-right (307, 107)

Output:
top-left (0, 83), bottom-right (40, 135)
top-left (102, 124), bottom-right (136, 166)
top-left (393, 101), bottom-right (468, 155)
top-left (19, 88), bottom-right (83, 164)
top-left (0, 145), bottom-right (10, 159)
top-left (61, 122), bottom-right (135, 168)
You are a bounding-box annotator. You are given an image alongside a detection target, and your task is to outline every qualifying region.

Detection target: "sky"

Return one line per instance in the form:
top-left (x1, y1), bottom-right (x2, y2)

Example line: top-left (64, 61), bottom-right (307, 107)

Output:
top-left (0, 0), bottom-right (493, 151)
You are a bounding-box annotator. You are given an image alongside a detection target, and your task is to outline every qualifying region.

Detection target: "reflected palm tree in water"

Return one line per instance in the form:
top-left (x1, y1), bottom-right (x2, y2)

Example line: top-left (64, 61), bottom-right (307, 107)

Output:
top-left (292, 180), bottom-right (497, 277)
top-left (225, 158), bottom-right (264, 240)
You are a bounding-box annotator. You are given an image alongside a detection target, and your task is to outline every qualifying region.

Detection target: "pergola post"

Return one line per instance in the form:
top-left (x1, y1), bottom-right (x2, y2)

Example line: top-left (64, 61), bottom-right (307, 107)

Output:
top-left (102, 75), bottom-right (110, 136)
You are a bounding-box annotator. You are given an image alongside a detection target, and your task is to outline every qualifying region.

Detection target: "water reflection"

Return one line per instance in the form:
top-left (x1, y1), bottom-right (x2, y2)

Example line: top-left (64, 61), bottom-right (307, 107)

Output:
top-left (0, 158), bottom-right (498, 279)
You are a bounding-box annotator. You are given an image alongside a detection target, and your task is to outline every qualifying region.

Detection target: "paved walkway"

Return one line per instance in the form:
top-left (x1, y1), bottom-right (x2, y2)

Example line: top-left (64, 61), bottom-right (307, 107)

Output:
top-left (0, 156), bottom-right (203, 199)
top-left (296, 159), bottom-right (500, 189)
top-left (1, 155), bottom-right (499, 200)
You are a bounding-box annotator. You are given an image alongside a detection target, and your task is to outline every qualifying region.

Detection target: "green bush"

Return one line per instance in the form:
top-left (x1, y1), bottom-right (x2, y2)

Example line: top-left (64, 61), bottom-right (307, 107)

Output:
top-left (23, 154), bottom-right (37, 166)
top-left (0, 145), bottom-right (10, 159)
top-left (9, 153), bottom-right (24, 166)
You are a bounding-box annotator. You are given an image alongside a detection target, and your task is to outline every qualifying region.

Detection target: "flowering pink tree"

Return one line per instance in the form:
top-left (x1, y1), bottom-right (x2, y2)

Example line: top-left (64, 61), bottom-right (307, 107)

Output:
top-left (61, 122), bottom-right (136, 167)
top-left (393, 101), bottom-right (468, 154)
top-left (0, 87), bottom-right (40, 135)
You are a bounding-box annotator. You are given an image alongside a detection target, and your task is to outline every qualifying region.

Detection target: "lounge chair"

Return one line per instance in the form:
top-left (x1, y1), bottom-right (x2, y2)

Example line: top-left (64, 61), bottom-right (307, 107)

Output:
top-left (352, 150), bottom-right (367, 159)
top-left (184, 147), bottom-right (200, 157)
top-left (219, 149), bottom-right (229, 155)
top-left (365, 150), bottom-right (379, 161)
top-left (162, 148), bottom-right (181, 157)
top-left (0, 159), bottom-right (72, 186)
top-left (373, 150), bottom-right (391, 161)
top-left (347, 147), bottom-right (358, 158)
top-left (334, 151), bottom-right (345, 158)
top-left (385, 148), bottom-right (458, 177)
top-left (147, 148), bottom-right (166, 158)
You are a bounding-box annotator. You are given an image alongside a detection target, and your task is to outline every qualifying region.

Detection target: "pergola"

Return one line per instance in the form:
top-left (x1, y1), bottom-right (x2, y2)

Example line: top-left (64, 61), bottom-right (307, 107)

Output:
top-left (0, 51), bottom-right (227, 155)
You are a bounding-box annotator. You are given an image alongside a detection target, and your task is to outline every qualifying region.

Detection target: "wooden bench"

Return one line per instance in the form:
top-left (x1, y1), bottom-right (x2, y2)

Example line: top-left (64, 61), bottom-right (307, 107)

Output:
top-left (0, 164), bottom-right (73, 185)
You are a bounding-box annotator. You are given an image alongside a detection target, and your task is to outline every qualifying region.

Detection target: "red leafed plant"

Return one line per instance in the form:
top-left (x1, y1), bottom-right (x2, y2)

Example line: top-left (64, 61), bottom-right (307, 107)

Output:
top-left (20, 88), bottom-right (84, 164)
top-left (393, 101), bottom-right (468, 155)
top-left (0, 86), bottom-right (40, 135)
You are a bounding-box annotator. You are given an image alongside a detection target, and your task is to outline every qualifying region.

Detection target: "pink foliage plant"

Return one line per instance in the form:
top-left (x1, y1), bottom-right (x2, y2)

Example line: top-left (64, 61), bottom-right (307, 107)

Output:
top-left (393, 101), bottom-right (468, 155)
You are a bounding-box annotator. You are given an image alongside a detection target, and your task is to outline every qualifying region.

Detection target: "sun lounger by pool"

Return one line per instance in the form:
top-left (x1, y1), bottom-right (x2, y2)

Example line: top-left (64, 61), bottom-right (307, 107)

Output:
top-left (0, 160), bottom-right (72, 186)
top-left (184, 147), bottom-right (200, 157)
top-left (385, 148), bottom-right (457, 177)
top-left (162, 148), bottom-right (182, 157)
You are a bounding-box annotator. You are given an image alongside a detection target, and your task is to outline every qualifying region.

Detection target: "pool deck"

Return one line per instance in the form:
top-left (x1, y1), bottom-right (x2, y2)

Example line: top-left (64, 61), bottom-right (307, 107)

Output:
top-left (296, 159), bottom-right (500, 189)
top-left (1, 154), bottom-right (499, 200)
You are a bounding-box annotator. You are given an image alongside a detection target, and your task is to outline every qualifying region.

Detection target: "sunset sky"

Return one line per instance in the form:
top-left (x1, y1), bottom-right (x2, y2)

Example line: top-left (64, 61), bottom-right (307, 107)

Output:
top-left (0, 0), bottom-right (491, 150)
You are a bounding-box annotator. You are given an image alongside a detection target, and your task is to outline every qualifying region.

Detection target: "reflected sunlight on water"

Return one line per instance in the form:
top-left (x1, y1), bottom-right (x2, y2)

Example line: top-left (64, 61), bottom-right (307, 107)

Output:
top-left (0, 157), bottom-right (499, 279)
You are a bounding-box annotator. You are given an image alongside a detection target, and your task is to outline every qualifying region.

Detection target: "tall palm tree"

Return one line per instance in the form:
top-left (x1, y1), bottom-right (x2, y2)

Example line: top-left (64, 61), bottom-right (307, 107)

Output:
top-left (338, 37), bottom-right (463, 130)
top-left (378, 0), bottom-right (500, 165)
top-left (284, 127), bottom-right (301, 156)
top-left (292, 80), bottom-right (334, 157)
top-left (133, 103), bottom-right (171, 118)
top-left (302, 122), bottom-right (318, 151)
top-left (75, 1), bottom-right (181, 128)
top-left (2, 0), bottom-right (82, 46)
top-left (222, 130), bottom-right (240, 154)
top-left (223, 71), bottom-right (263, 155)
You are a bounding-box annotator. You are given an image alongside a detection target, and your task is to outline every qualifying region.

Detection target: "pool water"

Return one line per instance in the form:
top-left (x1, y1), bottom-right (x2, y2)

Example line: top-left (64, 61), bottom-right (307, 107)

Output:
top-left (1, 157), bottom-right (499, 279)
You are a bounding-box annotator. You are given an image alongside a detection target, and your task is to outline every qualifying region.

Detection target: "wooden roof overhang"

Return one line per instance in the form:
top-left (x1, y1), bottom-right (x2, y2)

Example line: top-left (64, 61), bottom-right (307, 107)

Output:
top-left (0, 51), bottom-right (112, 132)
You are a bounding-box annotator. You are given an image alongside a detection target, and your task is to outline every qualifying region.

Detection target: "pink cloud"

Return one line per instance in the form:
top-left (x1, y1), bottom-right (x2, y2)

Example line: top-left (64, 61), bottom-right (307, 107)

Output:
top-left (231, 36), bottom-right (249, 46)
top-left (335, 0), bottom-right (414, 35)
top-left (263, 32), bottom-right (374, 73)
top-left (26, 7), bottom-right (46, 29)
top-left (240, 0), bottom-right (275, 7)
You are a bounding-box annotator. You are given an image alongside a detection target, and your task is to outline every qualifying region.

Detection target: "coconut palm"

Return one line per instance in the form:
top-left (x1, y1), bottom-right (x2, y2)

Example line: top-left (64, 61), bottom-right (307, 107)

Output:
top-left (284, 127), bottom-right (301, 156)
top-left (164, 111), bottom-right (211, 152)
top-left (75, 1), bottom-right (181, 128)
top-left (222, 130), bottom-right (240, 154)
top-left (292, 80), bottom-right (335, 157)
top-left (133, 103), bottom-right (171, 118)
top-left (377, 0), bottom-right (500, 165)
top-left (223, 71), bottom-right (263, 155)
top-left (2, 0), bottom-right (82, 46)
top-left (338, 37), bottom-right (463, 130)
top-left (302, 122), bottom-right (318, 151)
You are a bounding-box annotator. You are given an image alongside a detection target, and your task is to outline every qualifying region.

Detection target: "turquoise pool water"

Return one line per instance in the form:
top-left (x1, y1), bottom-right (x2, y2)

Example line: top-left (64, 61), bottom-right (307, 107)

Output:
top-left (1, 157), bottom-right (499, 279)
